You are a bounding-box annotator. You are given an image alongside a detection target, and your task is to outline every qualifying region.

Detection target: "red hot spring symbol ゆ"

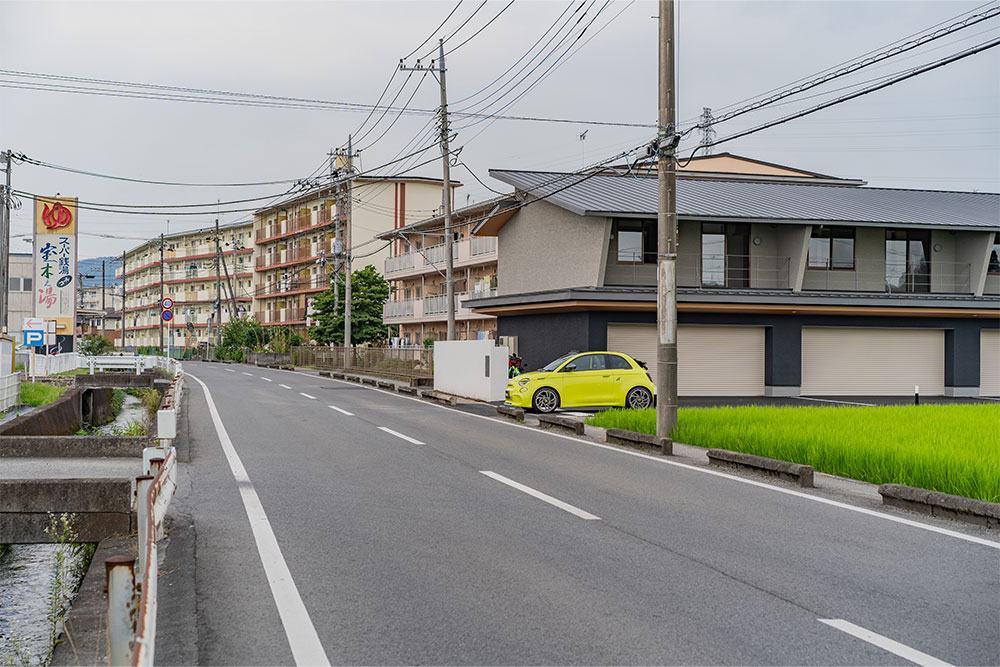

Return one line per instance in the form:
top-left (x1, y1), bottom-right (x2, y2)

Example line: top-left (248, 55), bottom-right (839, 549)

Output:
top-left (42, 203), bottom-right (73, 229)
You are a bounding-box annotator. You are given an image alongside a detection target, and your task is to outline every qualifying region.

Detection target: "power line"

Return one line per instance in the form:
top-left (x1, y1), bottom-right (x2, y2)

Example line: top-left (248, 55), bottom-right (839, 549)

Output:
top-left (404, 0), bottom-right (466, 60)
top-left (690, 37), bottom-right (1000, 160)
top-left (445, 0), bottom-right (516, 55)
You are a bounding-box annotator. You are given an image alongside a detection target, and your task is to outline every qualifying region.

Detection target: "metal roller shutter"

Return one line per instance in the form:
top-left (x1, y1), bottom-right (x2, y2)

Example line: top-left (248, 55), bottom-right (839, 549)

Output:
top-left (981, 330), bottom-right (1000, 397)
top-left (607, 324), bottom-right (765, 396)
top-left (801, 328), bottom-right (944, 396)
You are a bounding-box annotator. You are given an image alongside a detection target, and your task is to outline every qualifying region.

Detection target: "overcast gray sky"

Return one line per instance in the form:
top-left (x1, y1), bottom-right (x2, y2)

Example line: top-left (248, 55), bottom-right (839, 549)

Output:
top-left (2, 0), bottom-right (997, 259)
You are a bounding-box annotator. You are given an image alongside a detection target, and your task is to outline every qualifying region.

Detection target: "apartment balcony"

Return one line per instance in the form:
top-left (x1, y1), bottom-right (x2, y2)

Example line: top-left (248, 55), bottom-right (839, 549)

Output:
top-left (255, 276), bottom-right (330, 299)
top-left (256, 209), bottom-right (334, 245)
top-left (382, 289), bottom-right (497, 324)
top-left (257, 308), bottom-right (307, 325)
top-left (255, 241), bottom-right (330, 270)
top-left (383, 237), bottom-right (498, 278)
top-left (803, 260), bottom-right (974, 295)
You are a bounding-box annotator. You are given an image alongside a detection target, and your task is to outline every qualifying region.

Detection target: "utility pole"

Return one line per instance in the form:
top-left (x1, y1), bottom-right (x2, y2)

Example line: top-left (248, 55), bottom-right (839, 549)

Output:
top-left (158, 233), bottom-right (165, 351)
top-left (121, 251), bottom-right (126, 349)
top-left (331, 138), bottom-right (357, 354)
top-left (402, 40), bottom-right (455, 340)
top-left (656, 0), bottom-right (679, 438)
top-left (214, 220), bottom-right (222, 346)
top-left (0, 150), bottom-right (10, 335)
top-left (218, 237), bottom-right (240, 319)
top-left (101, 260), bottom-right (106, 339)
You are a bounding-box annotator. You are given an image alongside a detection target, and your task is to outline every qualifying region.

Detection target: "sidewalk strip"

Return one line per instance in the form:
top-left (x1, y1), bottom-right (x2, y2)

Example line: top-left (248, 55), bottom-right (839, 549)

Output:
top-left (300, 393), bottom-right (316, 400)
top-left (378, 426), bottom-right (424, 445)
top-left (187, 373), bottom-right (330, 667)
top-left (329, 405), bottom-right (354, 416)
top-left (818, 619), bottom-right (952, 666)
top-left (480, 471), bottom-right (601, 520)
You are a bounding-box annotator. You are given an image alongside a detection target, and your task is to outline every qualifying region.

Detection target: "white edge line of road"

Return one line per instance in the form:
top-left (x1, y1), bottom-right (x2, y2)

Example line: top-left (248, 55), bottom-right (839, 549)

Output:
top-left (796, 396), bottom-right (875, 407)
top-left (328, 405), bottom-right (354, 416)
top-left (261, 366), bottom-right (1000, 551)
top-left (818, 619), bottom-right (953, 666)
top-left (481, 470), bottom-right (601, 520)
top-left (378, 426), bottom-right (424, 445)
top-left (187, 373), bottom-right (331, 667)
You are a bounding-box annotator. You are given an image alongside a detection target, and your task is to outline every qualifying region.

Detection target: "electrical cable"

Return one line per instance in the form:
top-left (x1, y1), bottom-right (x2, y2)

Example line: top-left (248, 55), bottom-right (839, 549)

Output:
top-left (418, 0), bottom-right (488, 61)
top-left (404, 0), bottom-right (466, 60)
top-left (357, 71), bottom-right (430, 152)
top-left (445, 0), bottom-right (516, 55)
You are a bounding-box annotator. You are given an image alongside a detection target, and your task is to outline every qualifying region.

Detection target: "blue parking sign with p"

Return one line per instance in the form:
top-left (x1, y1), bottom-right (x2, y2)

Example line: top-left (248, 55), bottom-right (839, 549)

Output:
top-left (24, 330), bottom-right (45, 347)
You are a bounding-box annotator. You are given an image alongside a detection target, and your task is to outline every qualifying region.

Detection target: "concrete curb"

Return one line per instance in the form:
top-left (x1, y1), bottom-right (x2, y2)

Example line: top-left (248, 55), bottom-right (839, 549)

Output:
top-left (537, 413), bottom-right (585, 435)
top-left (318, 371), bottom-right (331, 377)
top-left (707, 449), bottom-right (814, 488)
top-left (605, 428), bottom-right (673, 455)
top-left (496, 405), bottom-right (525, 422)
top-left (879, 483), bottom-right (1000, 528)
top-left (361, 377), bottom-right (378, 386)
top-left (422, 390), bottom-right (458, 406)
top-left (397, 385), bottom-right (420, 396)
top-left (376, 380), bottom-right (395, 390)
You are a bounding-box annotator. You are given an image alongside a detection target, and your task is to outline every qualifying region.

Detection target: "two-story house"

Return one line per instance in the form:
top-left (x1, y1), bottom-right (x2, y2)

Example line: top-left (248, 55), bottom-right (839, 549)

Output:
top-left (465, 156), bottom-right (1000, 397)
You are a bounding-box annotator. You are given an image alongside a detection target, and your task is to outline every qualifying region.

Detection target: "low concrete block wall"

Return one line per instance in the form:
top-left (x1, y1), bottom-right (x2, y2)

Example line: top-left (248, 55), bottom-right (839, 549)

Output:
top-left (879, 483), bottom-right (1000, 528)
top-left (708, 449), bottom-right (814, 488)
top-left (76, 372), bottom-right (155, 388)
top-left (0, 435), bottom-right (153, 458)
top-left (0, 478), bottom-right (133, 543)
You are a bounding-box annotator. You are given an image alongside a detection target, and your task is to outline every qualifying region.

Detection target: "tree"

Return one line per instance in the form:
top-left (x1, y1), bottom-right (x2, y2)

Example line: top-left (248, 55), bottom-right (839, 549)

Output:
top-left (78, 334), bottom-right (113, 356)
top-left (220, 316), bottom-right (268, 351)
top-left (310, 265), bottom-right (393, 345)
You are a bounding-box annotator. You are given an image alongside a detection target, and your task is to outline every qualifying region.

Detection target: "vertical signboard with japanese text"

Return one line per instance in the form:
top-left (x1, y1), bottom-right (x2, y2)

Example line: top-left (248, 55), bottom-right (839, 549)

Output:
top-left (33, 196), bottom-right (78, 353)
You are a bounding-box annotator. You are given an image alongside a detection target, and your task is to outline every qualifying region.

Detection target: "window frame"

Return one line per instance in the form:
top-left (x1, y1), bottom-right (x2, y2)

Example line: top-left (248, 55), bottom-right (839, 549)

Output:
top-left (807, 226), bottom-right (856, 271)
top-left (615, 220), bottom-right (656, 265)
top-left (988, 238), bottom-right (1000, 275)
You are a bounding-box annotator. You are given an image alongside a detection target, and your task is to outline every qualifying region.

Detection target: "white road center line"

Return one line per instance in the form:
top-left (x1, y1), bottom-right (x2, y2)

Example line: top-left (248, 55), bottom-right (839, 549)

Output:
top-left (378, 426), bottom-right (424, 445)
top-left (819, 619), bottom-right (952, 666)
top-left (225, 369), bottom-right (234, 373)
top-left (261, 377), bottom-right (273, 382)
top-left (300, 393), bottom-right (316, 400)
top-left (187, 373), bottom-right (330, 667)
top-left (328, 405), bottom-right (354, 416)
top-left (279, 384), bottom-right (292, 389)
top-left (242, 372), bottom-right (253, 376)
top-left (480, 471), bottom-right (601, 521)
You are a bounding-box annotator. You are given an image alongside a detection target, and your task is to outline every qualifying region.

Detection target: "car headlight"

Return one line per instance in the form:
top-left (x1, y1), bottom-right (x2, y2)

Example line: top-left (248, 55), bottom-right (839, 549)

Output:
top-left (518, 379), bottom-right (532, 386)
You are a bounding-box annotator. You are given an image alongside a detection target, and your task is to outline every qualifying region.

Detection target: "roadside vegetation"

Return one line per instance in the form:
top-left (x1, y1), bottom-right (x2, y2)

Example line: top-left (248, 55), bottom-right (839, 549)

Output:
top-left (20, 383), bottom-right (66, 407)
top-left (586, 404), bottom-right (1000, 503)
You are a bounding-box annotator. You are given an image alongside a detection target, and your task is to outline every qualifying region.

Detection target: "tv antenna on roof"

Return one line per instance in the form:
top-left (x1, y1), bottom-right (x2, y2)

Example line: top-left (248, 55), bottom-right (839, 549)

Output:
top-left (579, 130), bottom-right (588, 168)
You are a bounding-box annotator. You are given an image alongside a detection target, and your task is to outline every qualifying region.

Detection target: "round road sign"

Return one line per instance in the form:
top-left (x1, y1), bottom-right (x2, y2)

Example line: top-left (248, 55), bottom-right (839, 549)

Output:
top-left (161, 310), bottom-right (174, 322)
top-left (161, 297), bottom-right (174, 310)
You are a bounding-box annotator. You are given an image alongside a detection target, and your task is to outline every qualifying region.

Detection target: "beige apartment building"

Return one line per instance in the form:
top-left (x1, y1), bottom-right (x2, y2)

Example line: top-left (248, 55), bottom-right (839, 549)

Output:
top-left (253, 176), bottom-right (457, 339)
top-left (377, 197), bottom-right (515, 344)
top-left (118, 221), bottom-right (254, 349)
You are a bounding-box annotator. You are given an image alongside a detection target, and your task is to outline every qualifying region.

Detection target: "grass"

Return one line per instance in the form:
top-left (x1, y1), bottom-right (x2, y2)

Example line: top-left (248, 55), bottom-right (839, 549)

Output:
top-left (586, 404), bottom-right (1000, 503)
top-left (52, 368), bottom-right (89, 377)
top-left (20, 382), bottom-right (67, 407)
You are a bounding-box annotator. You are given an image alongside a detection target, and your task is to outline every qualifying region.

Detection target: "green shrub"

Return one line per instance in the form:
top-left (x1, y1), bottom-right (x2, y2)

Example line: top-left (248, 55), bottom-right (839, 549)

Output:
top-left (78, 334), bottom-right (114, 356)
top-left (110, 389), bottom-right (126, 417)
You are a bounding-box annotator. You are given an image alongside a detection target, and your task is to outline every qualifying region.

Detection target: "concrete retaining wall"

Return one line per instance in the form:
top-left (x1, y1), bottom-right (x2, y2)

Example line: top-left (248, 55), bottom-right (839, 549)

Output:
top-left (76, 372), bottom-right (155, 388)
top-left (0, 435), bottom-right (153, 458)
top-left (0, 387), bottom-right (115, 436)
top-left (0, 478), bottom-right (133, 543)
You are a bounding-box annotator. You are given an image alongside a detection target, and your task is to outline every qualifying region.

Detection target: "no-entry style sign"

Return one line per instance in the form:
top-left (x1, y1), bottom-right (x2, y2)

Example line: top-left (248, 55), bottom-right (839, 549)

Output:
top-left (161, 310), bottom-right (174, 322)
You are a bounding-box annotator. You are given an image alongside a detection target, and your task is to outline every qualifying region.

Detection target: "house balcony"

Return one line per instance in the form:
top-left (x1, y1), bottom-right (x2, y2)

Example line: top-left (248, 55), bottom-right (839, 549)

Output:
top-left (382, 288), bottom-right (497, 324)
top-left (383, 237), bottom-right (498, 278)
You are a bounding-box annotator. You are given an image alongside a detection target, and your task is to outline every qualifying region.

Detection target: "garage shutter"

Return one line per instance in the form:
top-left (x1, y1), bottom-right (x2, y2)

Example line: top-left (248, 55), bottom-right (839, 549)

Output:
top-left (607, 324), bottom-right (765, 396)
top-left (801, 328), bottom-right (944, 396)
top-left (981, 330), bottom-right (1000, 397)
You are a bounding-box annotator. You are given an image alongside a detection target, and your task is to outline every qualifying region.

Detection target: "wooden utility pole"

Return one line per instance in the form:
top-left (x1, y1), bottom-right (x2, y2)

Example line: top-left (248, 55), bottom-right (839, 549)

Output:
top-left (401, 41), bottom-right (455, 339)
top-left (656, 0), bottom-right (679, 437)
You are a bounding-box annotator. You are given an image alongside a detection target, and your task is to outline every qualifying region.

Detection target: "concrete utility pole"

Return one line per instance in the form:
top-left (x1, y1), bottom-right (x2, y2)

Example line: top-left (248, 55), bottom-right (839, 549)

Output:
top-left (337, 135), bottom-right (356, 352)
top-left (121, 251), bottom-right (126, 349)
top-left (218, 236), bottom-right (240, 319)
top-left (159, 233), bottom-right (165, 351)
top-left (656, 0), bottom-right (679, 438)
top-left (101, 260), bottom-right (106, 338)
top-left (214, 220), bottom-right (222, 346)
top-left (0, 150), bottom-right (11, 335)
top-left (402, 41), bottom-right (455, 340)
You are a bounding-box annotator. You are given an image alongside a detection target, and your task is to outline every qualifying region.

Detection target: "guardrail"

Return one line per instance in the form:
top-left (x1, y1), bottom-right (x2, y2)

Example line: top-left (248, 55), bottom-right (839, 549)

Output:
top-left (105, 368), bottom-right (182, 666)
top-left (27, 353), bottom-right (184, 378)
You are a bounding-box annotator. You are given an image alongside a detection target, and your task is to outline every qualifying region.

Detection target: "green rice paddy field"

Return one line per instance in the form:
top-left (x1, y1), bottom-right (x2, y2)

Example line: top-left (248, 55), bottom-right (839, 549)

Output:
top-left (585, 404), bottom-right (1000, 503)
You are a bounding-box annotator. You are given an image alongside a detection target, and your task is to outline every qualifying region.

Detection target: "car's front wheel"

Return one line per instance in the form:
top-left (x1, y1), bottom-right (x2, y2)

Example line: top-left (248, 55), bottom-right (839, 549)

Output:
top-left (626, 386), bottom-right (653, 409)
top-left (532, 387), bottom-right (560, 413)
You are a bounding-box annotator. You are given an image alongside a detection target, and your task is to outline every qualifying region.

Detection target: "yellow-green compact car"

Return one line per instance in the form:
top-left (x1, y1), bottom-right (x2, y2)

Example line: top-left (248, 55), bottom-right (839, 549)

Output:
top-left (505, 351), bottom-right (655, 413)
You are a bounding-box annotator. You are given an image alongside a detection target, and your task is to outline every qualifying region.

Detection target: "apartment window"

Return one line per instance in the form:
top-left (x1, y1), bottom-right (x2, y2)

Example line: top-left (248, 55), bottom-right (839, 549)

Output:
top-left (886, 230), bottom-right (931, 293)
top-left (808, 226), bottom-right (855, 270)
top-left (989, 237), bottom-right (1000, 274)
top-left (616, 221), bottom-right (655, 264)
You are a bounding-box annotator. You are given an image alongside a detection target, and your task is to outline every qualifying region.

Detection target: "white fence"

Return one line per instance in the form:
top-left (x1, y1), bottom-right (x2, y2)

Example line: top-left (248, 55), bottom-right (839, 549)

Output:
top-left (0, 373), bottom-right (20, 412)
top-left (25, 353), bottom-right (183, 378)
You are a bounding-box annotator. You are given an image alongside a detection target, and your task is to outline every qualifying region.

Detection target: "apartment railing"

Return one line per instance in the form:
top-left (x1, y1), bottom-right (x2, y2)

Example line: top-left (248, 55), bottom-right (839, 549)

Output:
top-left (384, 299), bottom-right (415, 318)
top-left (470, 236), bottom-right (498, 256)
top-left (805, 261), bottom-right (973, 294)
top-left (386, 253), bottom-right (417, 274)
top-left (423, 243), bottom-right (447, 265)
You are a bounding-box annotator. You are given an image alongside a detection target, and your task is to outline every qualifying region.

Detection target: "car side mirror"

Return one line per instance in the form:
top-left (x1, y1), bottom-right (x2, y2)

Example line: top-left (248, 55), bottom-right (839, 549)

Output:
top-left (563, 363), bottom-right (576, 372)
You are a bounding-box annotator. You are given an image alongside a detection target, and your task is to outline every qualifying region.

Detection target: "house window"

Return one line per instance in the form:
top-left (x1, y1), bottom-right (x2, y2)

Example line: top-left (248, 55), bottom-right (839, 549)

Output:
top-left (989, 237), bottom-right (1000, 274)
top-left (616, 221), bottom-right (655, 264)
top-left (701, 222), bottom-right (750, 288)
top-left (886, 230), bottom-right (931, 293)
top-left (808, 226), bottom-right (855, 270)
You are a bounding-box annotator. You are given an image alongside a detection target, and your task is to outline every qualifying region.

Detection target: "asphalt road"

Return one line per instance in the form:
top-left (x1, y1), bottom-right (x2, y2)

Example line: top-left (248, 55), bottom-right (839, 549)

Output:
top-left (158, 361), bottom-right (1000, 666)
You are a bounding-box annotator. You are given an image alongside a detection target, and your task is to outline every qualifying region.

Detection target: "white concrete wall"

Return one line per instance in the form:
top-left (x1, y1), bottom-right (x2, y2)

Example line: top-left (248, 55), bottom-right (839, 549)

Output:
top-left (433, 339), bottom-right (508, 401)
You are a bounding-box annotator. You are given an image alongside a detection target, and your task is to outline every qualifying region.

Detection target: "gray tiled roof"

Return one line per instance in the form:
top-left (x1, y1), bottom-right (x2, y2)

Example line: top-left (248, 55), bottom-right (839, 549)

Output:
top-left (489, 170), bottom-right (1000, 229)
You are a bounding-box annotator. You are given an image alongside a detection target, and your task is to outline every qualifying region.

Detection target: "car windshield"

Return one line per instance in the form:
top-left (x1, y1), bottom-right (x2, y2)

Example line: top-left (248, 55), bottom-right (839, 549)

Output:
top-left (539, 353), bottom-right (575, 372)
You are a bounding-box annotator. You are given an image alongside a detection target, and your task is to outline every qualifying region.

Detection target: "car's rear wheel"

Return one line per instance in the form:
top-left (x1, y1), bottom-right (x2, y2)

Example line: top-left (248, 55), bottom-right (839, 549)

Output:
top-left (532, 387), bottom-right (560, 413)
top-left (626, 386), bottom-right (653, 409)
